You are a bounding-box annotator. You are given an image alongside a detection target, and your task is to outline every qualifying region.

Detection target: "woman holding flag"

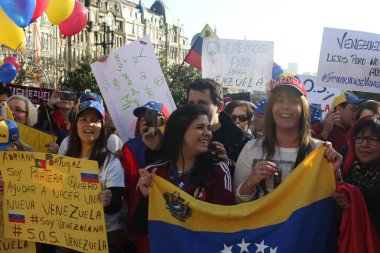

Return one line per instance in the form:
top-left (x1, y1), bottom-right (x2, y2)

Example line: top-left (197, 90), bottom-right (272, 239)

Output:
top-left (133, 104), bottom-right (233, 235)
top-left (233, 74), bottom-right (342, 201)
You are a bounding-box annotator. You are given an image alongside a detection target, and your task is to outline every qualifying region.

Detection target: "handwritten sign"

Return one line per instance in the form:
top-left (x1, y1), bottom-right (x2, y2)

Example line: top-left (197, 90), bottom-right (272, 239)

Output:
top-left (299, 75), bottom-right (342, 118)
top-left (5, 84), bottom-right (53, 105)
top-left (317, 27), bottom-right (380, 94)
top-left (0, 198), bottom-right (35, 253)
top-left (0, 117), bottom-right (57, 152)
top-left (91, 36), bottom-right (176, 142)
top-left (0, 152), bottom-right (108, 252)
top-left (202, 38), bottom-right (274, 91)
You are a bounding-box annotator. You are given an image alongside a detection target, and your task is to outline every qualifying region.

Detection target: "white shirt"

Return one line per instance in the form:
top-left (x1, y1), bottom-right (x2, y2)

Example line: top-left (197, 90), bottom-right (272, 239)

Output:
top-left (233, 137), bottom-right (321, 203)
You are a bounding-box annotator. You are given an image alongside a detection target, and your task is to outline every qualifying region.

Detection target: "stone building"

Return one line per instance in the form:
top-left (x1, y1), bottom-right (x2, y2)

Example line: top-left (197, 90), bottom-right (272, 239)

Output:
top-left (0, 0), bottom-right (189, 88)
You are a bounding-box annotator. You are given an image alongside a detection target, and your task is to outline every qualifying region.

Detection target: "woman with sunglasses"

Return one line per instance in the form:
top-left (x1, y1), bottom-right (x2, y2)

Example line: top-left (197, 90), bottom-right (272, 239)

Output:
top-left (333, 115), bottom-right (380, 235)
top-left (224, 100), bottom-right (253, 134)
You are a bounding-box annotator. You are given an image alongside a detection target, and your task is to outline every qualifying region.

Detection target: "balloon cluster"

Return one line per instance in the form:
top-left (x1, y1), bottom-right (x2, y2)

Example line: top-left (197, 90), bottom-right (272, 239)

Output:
top-left (0, 0), bottom-right (88, 51)
top-left (0, 56), bottom-right (19, 83)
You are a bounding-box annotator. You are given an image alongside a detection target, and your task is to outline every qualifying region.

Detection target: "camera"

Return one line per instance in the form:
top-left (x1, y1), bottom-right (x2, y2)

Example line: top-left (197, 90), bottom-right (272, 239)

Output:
top-left (145, 108), bottom-right (158, 135)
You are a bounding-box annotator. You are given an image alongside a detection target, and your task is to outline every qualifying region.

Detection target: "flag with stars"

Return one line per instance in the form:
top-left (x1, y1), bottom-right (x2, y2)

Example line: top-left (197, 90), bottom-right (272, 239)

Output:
top-left (148, 146), bottom-right (337, 253)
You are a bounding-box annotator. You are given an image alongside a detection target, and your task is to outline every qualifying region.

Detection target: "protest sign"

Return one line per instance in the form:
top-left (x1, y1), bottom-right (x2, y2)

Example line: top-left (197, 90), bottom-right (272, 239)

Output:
top-left (299, 75), bottom-right (341, 118)
top-left (0, 199), bottom-right (35, 253)
top-left (0, 116), bottom-right (57, 152)
top-left (17, 123), bottom-right (57, 152)
top-left (202, 38), bottom-right (274, 91)
top-left (1, 152), bottom-right (108, 252)
top-left (91, 36), bottom-right (176, 142)
top-left (5, 84), bottom-right (53, 105)
top-left (317, 27), bottom-right (380, 93)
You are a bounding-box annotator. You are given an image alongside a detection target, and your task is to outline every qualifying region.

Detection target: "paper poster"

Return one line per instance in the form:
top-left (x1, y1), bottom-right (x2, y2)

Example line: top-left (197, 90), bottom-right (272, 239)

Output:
top-left (0, 199), bottom-right (36, 253)
top-left (91, 36), bottom-right (176, 142)
top-left (0, 152), bottom-right (108, 252)
top-left (202, 38), bottom-right (274, 91)
top-left (0, 117), bottom-right (57, 152)
top-left (317, 27), bottom-right (380, 94)
top-left (299, 75), bottom-right (342, 118)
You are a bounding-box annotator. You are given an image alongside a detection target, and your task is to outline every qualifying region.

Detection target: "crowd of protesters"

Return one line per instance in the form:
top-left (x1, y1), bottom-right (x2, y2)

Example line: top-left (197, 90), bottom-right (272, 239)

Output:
top-left (0, 74), bottom-right (379, 253)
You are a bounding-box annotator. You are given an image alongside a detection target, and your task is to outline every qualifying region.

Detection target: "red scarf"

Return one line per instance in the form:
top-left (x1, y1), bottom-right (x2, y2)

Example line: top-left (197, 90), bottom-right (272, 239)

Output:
top-left (337, 183), bottom-right (380, 253)
top-left (51, 109), bottom-right (68, 131)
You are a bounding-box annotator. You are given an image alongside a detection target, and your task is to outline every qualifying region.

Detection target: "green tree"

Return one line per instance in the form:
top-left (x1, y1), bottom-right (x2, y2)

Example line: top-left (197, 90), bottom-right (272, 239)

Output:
top-left (59, 56), bottom-right (99, 95)
top-left (160, 62), bottom-right (200, 106)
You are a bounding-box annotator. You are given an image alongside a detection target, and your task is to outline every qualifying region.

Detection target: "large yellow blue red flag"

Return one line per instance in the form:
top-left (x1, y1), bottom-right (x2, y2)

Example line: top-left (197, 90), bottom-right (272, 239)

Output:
top-left (148, 146), bottom-right (337, 252)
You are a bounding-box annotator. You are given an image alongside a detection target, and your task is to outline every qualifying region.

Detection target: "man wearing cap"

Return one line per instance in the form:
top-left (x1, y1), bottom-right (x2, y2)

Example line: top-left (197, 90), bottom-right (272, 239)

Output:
top-left (312, 91), bottom-right (366, 152)
top-left (252, 98), bottom-right (267, 138)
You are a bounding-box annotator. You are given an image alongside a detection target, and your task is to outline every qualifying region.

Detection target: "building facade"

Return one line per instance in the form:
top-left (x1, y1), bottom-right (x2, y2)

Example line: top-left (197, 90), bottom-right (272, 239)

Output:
top-left (0, 0), bottom-right (189, 88)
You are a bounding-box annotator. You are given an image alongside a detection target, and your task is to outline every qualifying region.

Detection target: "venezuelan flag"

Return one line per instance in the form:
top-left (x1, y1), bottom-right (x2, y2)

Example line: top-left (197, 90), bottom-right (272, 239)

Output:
top-left (184, 24), bottom-right (217, 71)
top-left (148, 146), bottom-right (337, 253)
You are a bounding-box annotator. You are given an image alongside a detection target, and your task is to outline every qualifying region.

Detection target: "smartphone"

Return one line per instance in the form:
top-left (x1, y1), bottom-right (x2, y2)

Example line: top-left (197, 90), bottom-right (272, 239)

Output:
top-left (145, 108), bottom-right (158, 135)
top-left (0, 101), bottom-right (6, 118)
top-left (60, 92), bottom-right (76, 101)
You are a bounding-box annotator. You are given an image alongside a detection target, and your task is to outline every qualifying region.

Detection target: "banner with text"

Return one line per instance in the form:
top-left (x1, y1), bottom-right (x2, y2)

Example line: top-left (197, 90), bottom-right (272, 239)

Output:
top-left (317, 27), bottom-right (380, 93)
top-left (91, 36), bottom-right (176, 142)
top-left (299, 75), bottom-right (341, 118)
top-left (0, 199), bottom-right (35, 253)
top-left (5, 84), bottom-right (53, 105)
top-left (202, 38), bottom-right (274, 91)
top-left (0, 152), bottom-right (108, 252)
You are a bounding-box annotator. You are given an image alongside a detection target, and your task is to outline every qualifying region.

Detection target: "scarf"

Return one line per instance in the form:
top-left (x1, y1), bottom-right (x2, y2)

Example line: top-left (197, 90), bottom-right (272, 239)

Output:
top-left (348, 161), bottom-right (380, 188)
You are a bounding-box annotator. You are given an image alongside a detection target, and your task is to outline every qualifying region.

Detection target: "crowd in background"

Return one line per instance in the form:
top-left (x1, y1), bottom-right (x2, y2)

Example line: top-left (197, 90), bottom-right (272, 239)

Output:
top-left (0, 74), bottom-right (379, 253)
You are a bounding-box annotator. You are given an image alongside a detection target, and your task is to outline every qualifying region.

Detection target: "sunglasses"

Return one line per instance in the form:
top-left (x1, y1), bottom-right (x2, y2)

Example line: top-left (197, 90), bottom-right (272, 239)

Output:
top-left (231, 114), bottom-right (249, 122)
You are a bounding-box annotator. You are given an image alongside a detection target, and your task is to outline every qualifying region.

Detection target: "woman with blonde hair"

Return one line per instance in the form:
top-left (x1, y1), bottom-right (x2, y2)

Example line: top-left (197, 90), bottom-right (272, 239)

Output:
top-left (7, 94), bottom-right (38, 126)
top-left (234, 74), bottom-right (342, 201)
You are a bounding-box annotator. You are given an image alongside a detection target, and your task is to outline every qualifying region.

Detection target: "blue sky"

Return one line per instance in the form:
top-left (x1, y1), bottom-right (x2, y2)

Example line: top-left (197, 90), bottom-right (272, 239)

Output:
top-left (143, 0), bottom-right (380, 74)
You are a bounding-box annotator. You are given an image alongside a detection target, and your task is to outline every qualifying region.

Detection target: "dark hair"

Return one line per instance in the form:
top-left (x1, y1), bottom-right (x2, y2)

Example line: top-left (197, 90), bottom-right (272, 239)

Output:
top-left (65, 109), bottom-right (109, 168)
top-left (263, 87), bottom-right (313, 167)
top-left (352, 115), bottom-right (380, 137)
top-left (0, 85), bottom-right (12, 97)
top-left (356, 100), bottom-right (380, 120)
top-left (161, 104), bottom-right (213, 188)
top-left (224, 100), bottom-right (254, 125)
top-left (186, 78), bottom-right (223, 105)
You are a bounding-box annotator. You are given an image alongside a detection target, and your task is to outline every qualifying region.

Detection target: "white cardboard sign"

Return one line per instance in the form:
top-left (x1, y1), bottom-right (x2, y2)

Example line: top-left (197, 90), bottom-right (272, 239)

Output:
top-left (91, 36), bottom-right (176, 142)
top-left (317, 27), bottom-right (380, 94)
top-left (202, 38), bottom-right (273, 91)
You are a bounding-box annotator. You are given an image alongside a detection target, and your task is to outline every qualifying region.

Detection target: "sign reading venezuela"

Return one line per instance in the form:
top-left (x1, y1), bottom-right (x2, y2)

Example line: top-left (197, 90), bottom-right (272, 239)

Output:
top-left (0, 152), bottom-right (108, 252)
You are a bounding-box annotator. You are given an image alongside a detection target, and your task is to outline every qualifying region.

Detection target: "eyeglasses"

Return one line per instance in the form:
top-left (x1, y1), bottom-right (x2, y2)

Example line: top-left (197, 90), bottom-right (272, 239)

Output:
top-left (231, 114), bottom-right (249, 122)
top-left (11, 108), bottom-right (27, 114)
top-left (354, 135), bottom-right (380, 146)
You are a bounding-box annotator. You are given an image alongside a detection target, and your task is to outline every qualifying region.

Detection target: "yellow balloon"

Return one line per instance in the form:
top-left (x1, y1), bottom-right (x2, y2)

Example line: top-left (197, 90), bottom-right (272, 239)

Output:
top-left (46, 0), bottom-right (75, 25)
top-left (0, 7), bottom-right (25, 51)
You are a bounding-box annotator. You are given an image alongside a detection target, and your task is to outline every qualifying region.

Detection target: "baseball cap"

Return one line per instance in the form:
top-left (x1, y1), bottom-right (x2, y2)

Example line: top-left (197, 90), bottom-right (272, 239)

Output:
top-left (76, 100), bottom-right (105, 120)
top-left (331, 91), bottom-right (366, 109)
top-left (253, 99), bottom-right (267, 114)
top-left (0, 119), bottom-right (19, 151)
top-left (133, 101), bottom-right (170, 118)
top-left (271, 74), bottom-right (307, 97)
top-left (309, 104), bottom-right (322, 124)
top-left (78, 93), bottom-right (103, 104)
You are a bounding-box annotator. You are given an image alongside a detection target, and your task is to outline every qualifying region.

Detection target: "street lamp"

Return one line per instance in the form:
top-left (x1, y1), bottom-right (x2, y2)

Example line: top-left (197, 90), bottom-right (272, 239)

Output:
top-left (93, 16), bottom-right (115, 55)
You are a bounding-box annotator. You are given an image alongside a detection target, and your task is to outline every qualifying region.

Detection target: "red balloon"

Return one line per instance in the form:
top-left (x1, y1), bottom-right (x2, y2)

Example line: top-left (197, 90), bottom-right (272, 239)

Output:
top-left (3, 56), bottom-right (19, 71)
top-left (58, 1), bottom-right (88, 37)
top-left (32, 0), bottom-right (50, 20)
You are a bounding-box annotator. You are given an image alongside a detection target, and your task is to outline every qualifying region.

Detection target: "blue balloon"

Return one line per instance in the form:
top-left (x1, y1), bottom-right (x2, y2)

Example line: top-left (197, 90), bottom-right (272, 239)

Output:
top-left (272, 65), bottom-right (283, 80)
top-left (0, 62), bottom-right (17, 83)
top-left (0, 0), bottom-right (36, 28)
